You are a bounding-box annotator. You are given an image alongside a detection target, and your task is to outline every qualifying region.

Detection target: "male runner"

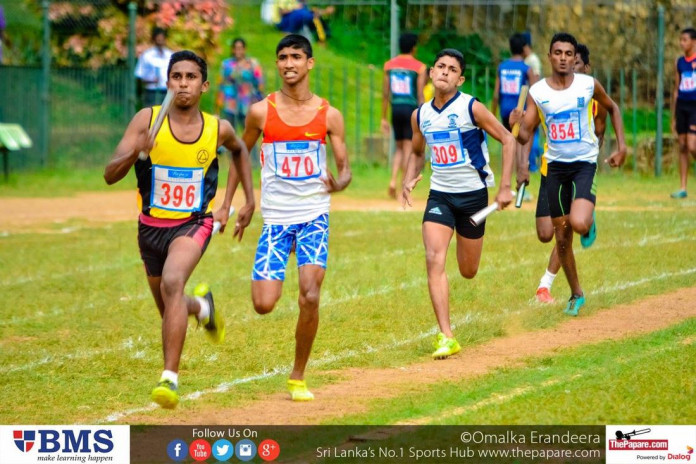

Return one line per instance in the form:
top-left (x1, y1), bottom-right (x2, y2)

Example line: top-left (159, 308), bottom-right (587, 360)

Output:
top-left (232, 35), bottom-right (351, 401)
top-left (512, 33), bottom-right (627, 316)
top-left (402, 48), bottom-right (515, 359)
top-left (671, 27), bottom-right (696, 199)
top-left (103, 50), bottom-right (255, 409)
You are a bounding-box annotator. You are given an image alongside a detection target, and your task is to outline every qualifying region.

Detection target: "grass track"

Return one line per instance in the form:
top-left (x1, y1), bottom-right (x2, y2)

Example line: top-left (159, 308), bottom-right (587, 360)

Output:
top-left (0, 169), bottom-right (694, 424)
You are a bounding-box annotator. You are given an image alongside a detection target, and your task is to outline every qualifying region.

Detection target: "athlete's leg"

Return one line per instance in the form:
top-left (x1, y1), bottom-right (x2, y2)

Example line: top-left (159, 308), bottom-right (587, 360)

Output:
top-left (536, 216), bottom-right (554, 243)
top-left (677, 134), bottom-right (689, 192)
top-left (291, 264), bottom-right (326, 380)
top-left (568, 198), bottom-right (595, 236)
top-left (423, 222), bottom-right (455, 337)
top-left (159, 236), bottom-right (204, 373)
top-left (251, 223), bottom-right (294, 313)
top-left (455, 234), bottom-right (483, 279)
top-left (252, 281), bottom-right (283, 314)
top-left (688, 131), bottom-right (696, 159)
top-left (389, 139), bottom-right (406, 198)
top-left (552, 215), bottom-right (582, 296)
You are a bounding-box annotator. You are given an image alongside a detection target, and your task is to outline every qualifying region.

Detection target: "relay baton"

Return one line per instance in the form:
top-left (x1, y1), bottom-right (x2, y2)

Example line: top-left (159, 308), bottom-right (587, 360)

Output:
top-left (515, 183), bottom-right (526, 208)
top-left (511, 85), bottom-right (529, 138)
top-left (138, 89), bottom-right (175, 160)
top-left (212, 207), bottom-right (235, 235)
top-left (469, 202), bottom-right (499, 226)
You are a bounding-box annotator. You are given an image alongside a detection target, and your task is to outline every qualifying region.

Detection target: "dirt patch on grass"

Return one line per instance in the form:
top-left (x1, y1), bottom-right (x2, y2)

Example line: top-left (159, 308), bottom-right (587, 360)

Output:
top-left (124, 286), bottom-right (696, 425)
top-left (0, 190), bottom-right (424, 232)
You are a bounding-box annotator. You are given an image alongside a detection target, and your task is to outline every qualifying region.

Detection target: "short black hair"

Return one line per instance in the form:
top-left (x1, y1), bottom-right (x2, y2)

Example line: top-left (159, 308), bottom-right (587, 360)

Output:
top-left (433, 48), bottom-right (466, 74)
top-left (682, 28), bottom-right (696, 40)
top-left (509, 33), bottom-right (526, 55)
top-left (151, 27), bottom-right (167, 42)
top-left (399, 32), bottom-right (418, 54)
top-left (576, 43), bottom-right (590, 66)
top-left (549, 32), bottom-right (578, 53)
top-left (167, 50), bottom-right (208, 82)
top-left (276, 34), bottom-right (313, 58)
top-left (232, 37), bottom-right (246, 48)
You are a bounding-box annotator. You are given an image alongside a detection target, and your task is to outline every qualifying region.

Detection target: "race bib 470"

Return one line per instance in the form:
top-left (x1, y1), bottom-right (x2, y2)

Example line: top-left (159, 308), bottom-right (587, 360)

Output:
top-left (273, 141), bottom-right (322, 181)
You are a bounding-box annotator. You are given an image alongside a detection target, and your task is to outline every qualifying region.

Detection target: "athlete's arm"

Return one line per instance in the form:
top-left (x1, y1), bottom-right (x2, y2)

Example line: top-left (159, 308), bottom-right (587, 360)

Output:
top-left (491, 73), bottom-right (500, 117)
top-left (671, 59), bottom-right (680, 135)
top-left (594, 103), bottom-right (608, 148)
top-left (401, 109), bottom-right (425, 208)
top-left (593, 78), bottom-right (627, 167)
top-left (217, 120), bottom-right (255, 240)
top-left (472, 100), bottom-right (514, 209)
top-left (417, 65), bottom-right (427, 105)
top-left (103, 108), bottom-right (151, 185)
top-left (324, 107), bottom-right (352, 193)
top-left (511, 92), bottom-right (540, 145)
top-left (381, 71), bottom-right (391, 134)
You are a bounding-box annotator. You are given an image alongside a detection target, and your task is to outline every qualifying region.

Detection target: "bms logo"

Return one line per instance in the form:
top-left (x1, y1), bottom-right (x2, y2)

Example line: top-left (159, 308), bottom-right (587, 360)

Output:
top-left (13, 430), bottom-right (35, 452)
top-left (11, 429), bottom-right (114, 453)
top-left (447, 114), bottom-right (459, 128)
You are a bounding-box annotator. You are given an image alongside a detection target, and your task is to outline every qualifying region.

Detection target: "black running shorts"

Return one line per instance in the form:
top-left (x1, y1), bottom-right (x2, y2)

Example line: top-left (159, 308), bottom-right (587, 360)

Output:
top-left (138, 214), bottom-right (214, 277)
top-left (545, 161), bottom-right (597, 219)
top-left (422, 188), bottom-right (489, 239)
top-left (535, 174), bottom-right (550, 218)
top-left (391, 104), bottom-right (417, 141)
top-left (676, 99), bottom-right (696, 135)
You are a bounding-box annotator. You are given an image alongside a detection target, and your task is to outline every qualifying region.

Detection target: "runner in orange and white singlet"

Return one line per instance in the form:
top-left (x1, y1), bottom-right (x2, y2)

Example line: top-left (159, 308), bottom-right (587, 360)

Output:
top-left (222, 34), bottom-right (351, 402)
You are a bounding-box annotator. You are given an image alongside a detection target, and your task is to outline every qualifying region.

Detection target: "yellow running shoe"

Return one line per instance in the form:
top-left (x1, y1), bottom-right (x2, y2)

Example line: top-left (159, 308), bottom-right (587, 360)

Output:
top-left (194, 283), bottom-right (225, 343)
top-left (287, 379), bottom-right (314, 401)
top-left (432, 332), bottom-right (461, 359)
top-left (151, 379), bottom-right (179, 409)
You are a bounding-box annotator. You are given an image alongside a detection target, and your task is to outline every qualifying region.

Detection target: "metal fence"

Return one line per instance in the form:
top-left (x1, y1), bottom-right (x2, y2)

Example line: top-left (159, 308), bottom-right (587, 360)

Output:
top-left (0, 0), bottom-right (683, 174)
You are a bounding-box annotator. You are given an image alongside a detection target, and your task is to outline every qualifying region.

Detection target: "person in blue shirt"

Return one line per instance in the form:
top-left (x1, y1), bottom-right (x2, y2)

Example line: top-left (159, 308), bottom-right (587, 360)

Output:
top-left (492, 33), bottom-right (537, 180)
top-left (671, 27), bottom-right (696, 199)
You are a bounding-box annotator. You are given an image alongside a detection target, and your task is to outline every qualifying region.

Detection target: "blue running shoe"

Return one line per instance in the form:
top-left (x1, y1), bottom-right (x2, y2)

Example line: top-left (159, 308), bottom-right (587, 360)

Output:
top-left (670, 190), bottom-right (687, 199)
top-left (580, 212), bottom-right (596, 249)
top-left (563, 294), bottom-right (585, 316)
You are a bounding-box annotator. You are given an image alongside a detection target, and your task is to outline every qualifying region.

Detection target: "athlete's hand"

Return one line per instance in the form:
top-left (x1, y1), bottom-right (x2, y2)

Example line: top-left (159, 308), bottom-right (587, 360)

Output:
top-left (605, 147), bottom-right (627, 168)
top-left (381, 118), bottom-right (391, 136)
top-left (213, 204), bottom-right (233, 234)
top-left (322, 170), bottom-right (345, 193)
top-left (401, 174), bottom-right (423, 208)
top-left (509, 108), bottom-right (523, 127)
top-left (495, 187), bottom-right (513, 209)
top-left (233, 202), bottom-right (255, 241)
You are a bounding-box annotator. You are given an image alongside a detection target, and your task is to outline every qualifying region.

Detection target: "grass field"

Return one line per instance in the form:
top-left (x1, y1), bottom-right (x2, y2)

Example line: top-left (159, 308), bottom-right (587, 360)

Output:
top-left (0, 165), bottom-right (694, 426)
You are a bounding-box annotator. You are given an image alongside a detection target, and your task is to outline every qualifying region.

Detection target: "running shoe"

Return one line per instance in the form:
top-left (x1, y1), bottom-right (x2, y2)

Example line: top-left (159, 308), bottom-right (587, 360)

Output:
top-left (194, 283), bottom-right (225, 343)
top-left (151, 379), bottom-right (179, 409)
top-left (535, 287), bottom-right (555, 304)
top-left (580, 212), bottom-right (597, 249)
top-left (671, 189), bottom-right (687, 199)
top-left (287, 379), bottom-right (314, 401)
top-left (563, 294), bottom-right (586, 317)
top-left (432, 332), bottom-right (461, 359)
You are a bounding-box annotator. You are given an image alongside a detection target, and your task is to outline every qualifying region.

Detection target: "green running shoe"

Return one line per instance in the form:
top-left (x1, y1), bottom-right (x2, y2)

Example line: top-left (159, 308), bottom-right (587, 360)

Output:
top-left (580, 212), bottom-right (597, 249)
top-left (151, 379), bottom-right (179, 409)
top-left (432, 332), bottom-right (461, 359)
top-left (194, 283), bottom-right (225, 343)
top-left (563, 294), bottom-right (586, 317)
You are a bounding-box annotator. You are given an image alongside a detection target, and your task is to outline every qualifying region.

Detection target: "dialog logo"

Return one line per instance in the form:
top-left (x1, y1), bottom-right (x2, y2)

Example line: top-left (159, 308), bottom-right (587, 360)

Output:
top-left (13, 431), bottom-right (35, 452)
top-left (235, 439), bottom-right (257, 462)
top-left (212, 439), bottom-right (234, 462)
top-left (167, 439), bottom-right (188, 462)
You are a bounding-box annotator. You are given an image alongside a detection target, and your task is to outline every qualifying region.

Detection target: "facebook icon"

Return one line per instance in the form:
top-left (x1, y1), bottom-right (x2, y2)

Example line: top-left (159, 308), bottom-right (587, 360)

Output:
top-left (167, 439), bottom-right (188, 462)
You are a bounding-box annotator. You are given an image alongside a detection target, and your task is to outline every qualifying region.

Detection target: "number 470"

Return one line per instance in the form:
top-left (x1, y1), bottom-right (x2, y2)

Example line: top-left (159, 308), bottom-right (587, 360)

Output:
top-left (281, 156), bottom-right (314, 177)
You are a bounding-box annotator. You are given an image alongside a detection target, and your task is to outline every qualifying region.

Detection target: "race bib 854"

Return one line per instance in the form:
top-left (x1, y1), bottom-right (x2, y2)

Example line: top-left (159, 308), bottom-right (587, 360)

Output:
top-left (548, 110), bottom-right (581, 143)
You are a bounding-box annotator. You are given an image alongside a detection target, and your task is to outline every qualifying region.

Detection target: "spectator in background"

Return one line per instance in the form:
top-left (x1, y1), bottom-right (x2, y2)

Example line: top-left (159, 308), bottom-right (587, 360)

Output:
top-left (0, 6), bottom-right (9, 65)
top-left (135, 27), bottom-right (174, 108)
top-left (215, 38), bottom-right (265, 132)
top-left (272, 0), bottom-right (334, 42)
top-left (521, 30), bottom-right (543, 172)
